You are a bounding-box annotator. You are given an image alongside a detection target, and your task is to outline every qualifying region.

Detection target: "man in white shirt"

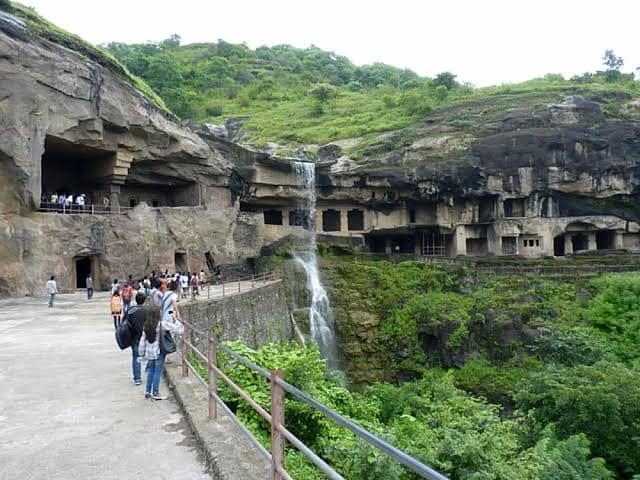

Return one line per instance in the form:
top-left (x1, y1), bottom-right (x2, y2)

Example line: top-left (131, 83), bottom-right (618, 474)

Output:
top-left (46, 276), bottom-right (58, 307)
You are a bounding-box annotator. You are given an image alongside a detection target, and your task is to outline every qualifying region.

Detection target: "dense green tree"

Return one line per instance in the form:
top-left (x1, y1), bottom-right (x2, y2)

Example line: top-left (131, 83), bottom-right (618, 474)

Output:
top-left (433, 71), bottom-right (458, 90)
top-left (515, 362), bottom-right (640, 477)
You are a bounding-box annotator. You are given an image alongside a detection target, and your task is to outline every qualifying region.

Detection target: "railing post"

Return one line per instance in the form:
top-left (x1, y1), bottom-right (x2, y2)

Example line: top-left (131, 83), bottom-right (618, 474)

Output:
top-left (238, 279), bottom-right (241, 293)
top-left (208, 331), bottom-right (217, 419)
top-left (222, 281), bottom-right (225, 297)
top-left (207, 284), bottom-right (210, 299)
top-left (181, 322), bottom-right (189, 377)
top-left (270, 370), bottom-right (285, 480)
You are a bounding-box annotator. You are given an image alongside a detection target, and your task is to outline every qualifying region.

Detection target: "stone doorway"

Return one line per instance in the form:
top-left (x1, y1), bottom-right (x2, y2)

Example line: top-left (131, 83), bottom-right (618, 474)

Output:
top-left (75, 255), bottom-right (97, 289)
top-left (175, 251), bottom-right (187, 272)
top-left (554, 235), bottom-right (565, 256)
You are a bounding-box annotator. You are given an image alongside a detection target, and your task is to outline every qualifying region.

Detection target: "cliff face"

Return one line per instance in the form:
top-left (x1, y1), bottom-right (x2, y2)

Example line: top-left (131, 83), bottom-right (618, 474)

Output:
top-left (315, 94), bottom-right (640, 212)
top-left (0, 15), bottom-right (260, 296)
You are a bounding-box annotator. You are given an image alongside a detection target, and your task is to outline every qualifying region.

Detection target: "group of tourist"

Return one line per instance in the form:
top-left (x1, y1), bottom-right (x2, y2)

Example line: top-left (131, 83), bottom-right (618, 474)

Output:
top-left (118, 283), bottom-right (184, 400)
top-left (43, 264), bottom-right (227, 400)
top-left (40, 192), bottom-right (112, 213)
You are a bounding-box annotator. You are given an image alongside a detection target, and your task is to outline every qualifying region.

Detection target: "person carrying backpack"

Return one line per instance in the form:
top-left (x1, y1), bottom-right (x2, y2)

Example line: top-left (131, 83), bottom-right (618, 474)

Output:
top-left (110, 291), bottom-right (123, 329)
top-left (125, 292), bottom-right (147, 385)
top-left (138, 305), bottom-right (183, 400)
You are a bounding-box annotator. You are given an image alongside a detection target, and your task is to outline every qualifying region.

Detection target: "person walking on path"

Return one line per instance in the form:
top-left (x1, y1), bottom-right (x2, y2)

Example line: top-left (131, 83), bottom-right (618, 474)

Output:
top-left (86, 274), bottom-right (93, 300)
top-left (126, 292), bottom-right (147, 385)
top-left (111, 278), bottom-right (120, 295)
top-left (121, 281), bottom-right (133, 313)
top-left (46, 275), bottom-right (58, 308)
top-left (110, 291), bottom-right (123, 329)
top-left (138, 305), bottom-right (183, 400)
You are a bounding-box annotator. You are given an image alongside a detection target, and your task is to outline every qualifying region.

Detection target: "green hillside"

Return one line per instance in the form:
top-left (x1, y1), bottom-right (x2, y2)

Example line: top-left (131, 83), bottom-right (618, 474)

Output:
top-left (105, 37), bottom-right (640, 148)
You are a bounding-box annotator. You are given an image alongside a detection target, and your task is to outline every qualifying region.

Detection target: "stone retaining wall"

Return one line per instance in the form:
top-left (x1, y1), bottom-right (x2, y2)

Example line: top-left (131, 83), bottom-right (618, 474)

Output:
top-left (180, 281), bottom-right (292, 349)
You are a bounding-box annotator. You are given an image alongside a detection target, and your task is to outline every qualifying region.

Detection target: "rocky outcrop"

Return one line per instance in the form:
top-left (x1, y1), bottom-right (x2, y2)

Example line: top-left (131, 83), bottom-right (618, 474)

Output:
top-left (0, 15), bottom-right (262, 296)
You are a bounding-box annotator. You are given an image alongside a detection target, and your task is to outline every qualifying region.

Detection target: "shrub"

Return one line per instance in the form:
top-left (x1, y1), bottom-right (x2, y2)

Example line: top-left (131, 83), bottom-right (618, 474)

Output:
top-left (206, 105), bottom-right (223, 117)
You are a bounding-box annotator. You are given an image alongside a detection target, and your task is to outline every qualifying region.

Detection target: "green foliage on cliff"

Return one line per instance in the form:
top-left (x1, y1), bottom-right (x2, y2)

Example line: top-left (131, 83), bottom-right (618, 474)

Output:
top-left (205, 340), bottom-right (614, 480)
top-left (104, 37), bottom-right (640, 149)
top-left (1, 2), bottom-right (167, 111)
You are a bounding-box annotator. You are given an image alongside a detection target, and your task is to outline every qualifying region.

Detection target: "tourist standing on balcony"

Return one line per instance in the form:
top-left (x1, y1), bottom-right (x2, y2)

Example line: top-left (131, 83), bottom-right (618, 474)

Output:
top-left (121, 281), bottom-right (133, 313)
top-left (58, 193), bottom-right (66, 213)
top-left (76, 193), bottom-right (85, 212)
top-left (46, 275), bottom-right (58, 308)
top-left (110, 290), bottom-right (123, 329)
top-left (103, 195), bottom-right (110, 213)
top-left (50, 192), bottom-right (58, 211)
top-left (65, 193), bottom-right (73, 213)
top-left (86, 274), bottom-right (93, 300)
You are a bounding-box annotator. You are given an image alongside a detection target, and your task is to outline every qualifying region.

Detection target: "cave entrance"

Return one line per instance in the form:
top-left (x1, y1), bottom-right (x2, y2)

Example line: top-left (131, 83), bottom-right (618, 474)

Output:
top-left (571, 233), bottom-right (588, 252)
top-left (205, 251), bottom-right (216, 272)
top-left (554, 235), bottom-right (565, 256)
top-left (421, 232), bottom-right (450, 256)
top-left (501, 236), bottom-right (518, 255)
top-left (41, 135), bottom-right (115, 209)
top-left (175, 251), bottom-right (187, 272)
top-left (75, 257), bottom-right (92, 289)
top-left (596, 230), bottom-right (616, 250)
top-left (466, 238), bottom-right (488, 256)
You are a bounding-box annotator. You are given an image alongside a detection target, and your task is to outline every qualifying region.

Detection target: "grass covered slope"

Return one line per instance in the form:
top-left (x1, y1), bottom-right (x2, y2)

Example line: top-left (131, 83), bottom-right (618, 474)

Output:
top-left (105, 36), bottom-right (640, 153)
top-left (0, 1), bottom-right (168, 111)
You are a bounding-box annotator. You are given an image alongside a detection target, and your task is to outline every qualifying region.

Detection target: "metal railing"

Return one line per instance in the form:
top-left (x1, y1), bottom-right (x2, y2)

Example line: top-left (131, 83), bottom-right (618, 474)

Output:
top-left (179, 319), bottom-right (449, 480)
top-left (38, 204), bottom-right (136, 216)
top-left (201, 271), bottom-right (280, 300)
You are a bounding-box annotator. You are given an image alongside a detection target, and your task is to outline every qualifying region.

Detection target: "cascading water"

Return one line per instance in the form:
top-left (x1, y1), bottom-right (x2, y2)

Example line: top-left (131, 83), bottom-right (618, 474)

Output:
top-left (292, 161), bottom-right (340, 369)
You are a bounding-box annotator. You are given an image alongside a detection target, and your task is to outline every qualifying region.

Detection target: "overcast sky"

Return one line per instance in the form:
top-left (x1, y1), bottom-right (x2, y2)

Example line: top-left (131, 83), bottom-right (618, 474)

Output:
top-left (19, 0), bottom-right (640, 87)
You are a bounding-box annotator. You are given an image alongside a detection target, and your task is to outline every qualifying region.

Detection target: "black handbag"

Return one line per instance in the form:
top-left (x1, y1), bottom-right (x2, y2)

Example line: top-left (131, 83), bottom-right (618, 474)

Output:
top-left (159, 328), bottom-right (177, 354)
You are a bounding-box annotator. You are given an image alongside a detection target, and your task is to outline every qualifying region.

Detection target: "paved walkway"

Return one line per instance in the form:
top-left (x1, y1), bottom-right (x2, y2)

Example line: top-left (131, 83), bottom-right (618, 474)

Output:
top-left (0, 292), bottom-right (212, 480)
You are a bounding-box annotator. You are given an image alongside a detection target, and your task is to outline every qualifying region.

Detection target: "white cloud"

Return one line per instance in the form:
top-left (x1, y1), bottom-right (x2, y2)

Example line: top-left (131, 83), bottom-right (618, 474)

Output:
top-left (17, 0), bottom-right (640, 86)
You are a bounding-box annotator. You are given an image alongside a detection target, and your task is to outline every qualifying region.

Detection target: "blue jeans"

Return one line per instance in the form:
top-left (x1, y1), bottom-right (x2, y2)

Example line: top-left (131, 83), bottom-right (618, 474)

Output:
top-left (123, 300), bottom-right (131, 313)
top-left (145, 354), bottom-right (166, 396)
top-left (48, 293), bottom-right (55, 307)
top-left (131, 343), bottom-right (141, 383)
top-left (87, 288), bottom-right (93, 300)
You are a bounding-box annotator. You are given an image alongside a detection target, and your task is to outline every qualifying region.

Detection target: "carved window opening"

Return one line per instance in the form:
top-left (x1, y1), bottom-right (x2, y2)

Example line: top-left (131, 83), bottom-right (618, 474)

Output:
top-left (501, 236), bottom-right (518, 254)
top-left (479, 197), bottom-right (496, 222)
top-left (289, 210), bottom-right (309, 228)
top-left (504, 198), bottom-right (525, 218)
top-left (264, 209), bottom-right (283, 225)
top-left (322, 209), bottom-right (341, 232)
top-left (347, 209), bottom-right (364, 231)
top-left (152, 200), bottom-right (160, 207)
top-left (409, 209), bottom-right (416, 223)
top-left (129, 198), bottom-right (137, 208)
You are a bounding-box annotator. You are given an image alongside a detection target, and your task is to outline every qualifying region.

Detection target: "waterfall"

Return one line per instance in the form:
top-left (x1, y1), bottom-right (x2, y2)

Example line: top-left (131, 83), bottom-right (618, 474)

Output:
top-left (292, 161), bottom-right (340, 369)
